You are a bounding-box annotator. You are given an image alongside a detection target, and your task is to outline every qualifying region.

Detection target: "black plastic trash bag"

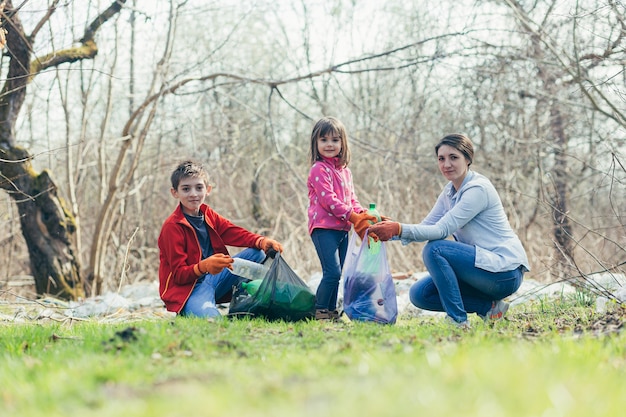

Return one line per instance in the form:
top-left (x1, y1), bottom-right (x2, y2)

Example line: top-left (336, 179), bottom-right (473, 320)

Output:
top-left (343, 232), bottom-right (398, 324)
top-left (228, 252), bottom-right (315, 322)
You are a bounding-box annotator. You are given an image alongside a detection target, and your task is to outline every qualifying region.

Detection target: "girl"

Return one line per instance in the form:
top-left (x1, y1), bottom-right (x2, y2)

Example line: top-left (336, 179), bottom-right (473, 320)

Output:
top-left (369, 133), bottom-right (529, 328)
top-left (307, 116), bottom-right (377, 321)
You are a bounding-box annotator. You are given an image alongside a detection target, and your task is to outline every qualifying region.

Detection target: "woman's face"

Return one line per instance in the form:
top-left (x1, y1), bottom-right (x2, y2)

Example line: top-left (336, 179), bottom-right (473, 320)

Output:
top-left (437, 144), bottom-right (469, 187)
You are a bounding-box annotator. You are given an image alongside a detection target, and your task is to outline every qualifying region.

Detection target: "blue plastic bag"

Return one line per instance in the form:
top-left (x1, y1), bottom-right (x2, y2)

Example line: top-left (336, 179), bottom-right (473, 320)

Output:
top-left (342, 231), bottom-right (397, 324)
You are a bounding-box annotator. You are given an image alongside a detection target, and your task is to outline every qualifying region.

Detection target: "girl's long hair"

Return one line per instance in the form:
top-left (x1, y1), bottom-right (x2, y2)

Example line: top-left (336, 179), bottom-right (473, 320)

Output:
top-left (309, 116), bottom-right (351, 167)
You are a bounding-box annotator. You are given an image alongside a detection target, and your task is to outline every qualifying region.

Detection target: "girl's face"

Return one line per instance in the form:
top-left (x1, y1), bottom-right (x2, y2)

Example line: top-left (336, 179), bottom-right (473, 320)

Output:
top-left (437, 144), bottom-right (470, 188)
top-left (171, 176), bottom-right (211, 216)
top-left (317, 132), bottom-right (342, 159)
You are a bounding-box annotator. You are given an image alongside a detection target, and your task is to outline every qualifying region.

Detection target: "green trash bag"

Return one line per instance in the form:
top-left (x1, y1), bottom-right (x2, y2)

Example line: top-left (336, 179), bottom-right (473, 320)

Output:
top-left (228, 252), bottom-right (315, 322)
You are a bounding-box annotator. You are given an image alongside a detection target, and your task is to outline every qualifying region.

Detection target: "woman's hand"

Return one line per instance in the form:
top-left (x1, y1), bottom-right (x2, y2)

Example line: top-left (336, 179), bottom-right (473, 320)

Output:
top-left (368, 221), bottom-right (401, 242)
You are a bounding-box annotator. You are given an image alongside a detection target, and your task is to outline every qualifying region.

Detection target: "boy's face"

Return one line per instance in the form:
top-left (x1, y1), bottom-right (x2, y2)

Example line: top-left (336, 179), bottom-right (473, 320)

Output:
top-left (171, 176), bottom-right (211, 216)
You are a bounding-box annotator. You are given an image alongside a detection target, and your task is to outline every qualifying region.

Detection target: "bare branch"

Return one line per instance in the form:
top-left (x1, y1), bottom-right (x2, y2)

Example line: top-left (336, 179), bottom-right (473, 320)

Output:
top-left (80, 0), bottom-right (127, 44)
top-left (30, 0), bottom-right (127, 75)
top-left (121, 33), bottom-right (463, 137)
top-left (30, 41), bottom-right (98, 75)
top-left (28, 0), bottom-right (59, 41)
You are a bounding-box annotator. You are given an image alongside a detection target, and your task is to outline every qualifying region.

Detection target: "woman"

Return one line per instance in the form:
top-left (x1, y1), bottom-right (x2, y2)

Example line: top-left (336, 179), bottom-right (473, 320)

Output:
top-left (369, 133), bottom-right (529, 328)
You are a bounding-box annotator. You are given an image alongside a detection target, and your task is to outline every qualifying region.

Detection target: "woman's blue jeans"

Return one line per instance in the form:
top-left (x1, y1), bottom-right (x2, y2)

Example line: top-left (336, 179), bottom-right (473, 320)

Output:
top-left (311, 228), bottom-right (348, 311)
top-left (409, 240), bottom-right (524, 323)
top-left (181, 248), bottom-right (266, 318)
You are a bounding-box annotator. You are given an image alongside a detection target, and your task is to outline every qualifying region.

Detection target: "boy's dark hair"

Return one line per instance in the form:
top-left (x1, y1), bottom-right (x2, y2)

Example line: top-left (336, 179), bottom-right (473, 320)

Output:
top-left (171, 160), bottom-right (210, 190)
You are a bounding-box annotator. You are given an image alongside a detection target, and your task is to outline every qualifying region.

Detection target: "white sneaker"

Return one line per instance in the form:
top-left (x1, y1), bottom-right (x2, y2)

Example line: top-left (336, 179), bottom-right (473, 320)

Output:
top-left (481, 300), bottom-right (509, 321)
top-left (445, 315), bottom-right (471, 330)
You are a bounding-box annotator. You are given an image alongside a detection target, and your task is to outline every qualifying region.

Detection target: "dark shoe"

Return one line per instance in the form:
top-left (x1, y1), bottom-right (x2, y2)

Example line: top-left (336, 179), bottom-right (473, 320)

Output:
top-left (315, 309), bottom-right (340, 322)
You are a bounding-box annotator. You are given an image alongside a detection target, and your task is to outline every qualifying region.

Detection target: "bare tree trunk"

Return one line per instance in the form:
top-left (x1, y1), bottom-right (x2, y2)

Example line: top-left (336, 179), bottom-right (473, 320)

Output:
top-left (0, 0), bottom-right (126, 300)
top-left (0, 2), bottom-right (80, 299)
top-left (549, 106), bottom-right (574, 266)
top-left (505, 0), bottom-right (577, 276)
top-left (1, 148), bottom-right (83, 299)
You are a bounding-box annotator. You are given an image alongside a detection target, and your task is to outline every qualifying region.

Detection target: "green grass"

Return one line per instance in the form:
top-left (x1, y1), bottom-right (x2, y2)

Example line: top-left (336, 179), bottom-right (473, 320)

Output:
top-left (1, 301), bottom-right (624, 417)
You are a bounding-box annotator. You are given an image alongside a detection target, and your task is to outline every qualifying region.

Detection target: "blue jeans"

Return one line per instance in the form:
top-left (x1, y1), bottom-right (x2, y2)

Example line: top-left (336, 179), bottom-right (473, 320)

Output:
top-left (311, 228), bottom-right (348, 311)
top-left (409, 240), bottom-right (524, 323)
top-left (180, 248), bottom-right (266, 318)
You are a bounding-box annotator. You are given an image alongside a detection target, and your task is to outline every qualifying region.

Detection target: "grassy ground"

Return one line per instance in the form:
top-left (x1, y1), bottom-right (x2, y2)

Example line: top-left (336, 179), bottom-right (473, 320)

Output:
top-left (1, 300), bottom-right (624, 417)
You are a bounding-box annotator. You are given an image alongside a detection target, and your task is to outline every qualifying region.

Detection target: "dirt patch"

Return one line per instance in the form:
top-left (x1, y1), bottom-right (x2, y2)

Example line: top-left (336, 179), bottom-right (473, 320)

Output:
top-left (516, 305), bottom-right (625, 338)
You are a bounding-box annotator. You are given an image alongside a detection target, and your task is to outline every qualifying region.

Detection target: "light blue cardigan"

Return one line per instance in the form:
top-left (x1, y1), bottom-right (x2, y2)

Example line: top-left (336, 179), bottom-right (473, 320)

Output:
top-left (399, 170), bottom-right (530, 273)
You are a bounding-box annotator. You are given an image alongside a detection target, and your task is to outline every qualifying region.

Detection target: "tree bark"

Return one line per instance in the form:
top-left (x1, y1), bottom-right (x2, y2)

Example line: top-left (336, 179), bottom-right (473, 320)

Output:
top-left (504, 0), bottom-right (576, 275)
top-left (0, 0), bottom-right (126, 300)
top-left (549, 105), bottom-right (575, 275)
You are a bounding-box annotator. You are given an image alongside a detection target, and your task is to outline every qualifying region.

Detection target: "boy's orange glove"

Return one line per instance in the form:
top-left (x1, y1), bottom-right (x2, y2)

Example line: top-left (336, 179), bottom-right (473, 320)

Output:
top-left (194, 253), bottom-right (234, 276)
top-left (257, 237), bottom-right (284, 253)
top-left (349, 211), bottom-right (378, 240)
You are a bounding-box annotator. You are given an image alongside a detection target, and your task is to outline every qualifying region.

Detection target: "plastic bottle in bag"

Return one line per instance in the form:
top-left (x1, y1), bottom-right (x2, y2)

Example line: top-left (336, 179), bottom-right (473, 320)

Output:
top-left (367, 203), bottom-right (382, 255)
top-left (368, 203), bottom-right (381, 222)
top-left (231, 258), bottom-right (269, 281)
top-left (241, 279), bottom-right (263, 296)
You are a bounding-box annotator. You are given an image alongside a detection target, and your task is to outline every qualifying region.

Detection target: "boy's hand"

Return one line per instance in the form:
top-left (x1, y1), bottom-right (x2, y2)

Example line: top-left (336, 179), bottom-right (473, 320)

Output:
top-left (195, 253), bottom-right (234, 275)
top-left (257, 237), bottom-right (284, 253)
top-left (349, 211), bottom-right (378, 240)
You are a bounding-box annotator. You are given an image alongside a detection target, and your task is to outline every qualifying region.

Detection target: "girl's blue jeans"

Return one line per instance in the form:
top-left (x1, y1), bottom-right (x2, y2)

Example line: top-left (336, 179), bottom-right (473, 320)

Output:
top-left (181, 248), bottom-right (266, 318)
top-left (409, 239), bottom-right (524, 323)
top-left (311, 228), bottom-right (348, 311)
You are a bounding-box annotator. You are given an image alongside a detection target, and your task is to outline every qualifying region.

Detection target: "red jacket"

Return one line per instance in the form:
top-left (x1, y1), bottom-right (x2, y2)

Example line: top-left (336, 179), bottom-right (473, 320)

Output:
top-left (158, 203), bottom-right (263, 313)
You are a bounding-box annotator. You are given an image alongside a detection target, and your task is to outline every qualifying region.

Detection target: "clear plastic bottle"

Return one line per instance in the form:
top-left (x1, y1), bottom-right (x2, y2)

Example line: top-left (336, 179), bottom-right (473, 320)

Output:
top-left (367, 203), bottom-right (382, 223)
top-left (367, 203), bottom-right (382, 254)
top-left (231, 258), bottom-right (269, 281)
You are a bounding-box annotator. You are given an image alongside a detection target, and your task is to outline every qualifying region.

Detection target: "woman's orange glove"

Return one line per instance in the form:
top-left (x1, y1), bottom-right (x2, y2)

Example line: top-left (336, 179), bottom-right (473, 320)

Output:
top-left (194, 253), bottom-right (234, 276)
top-left (368, 221), bottom-right (401, 242)
top-left (257, 237), bottom-right (284, 253)
top-left (349, 211), bottom-right (378, 240)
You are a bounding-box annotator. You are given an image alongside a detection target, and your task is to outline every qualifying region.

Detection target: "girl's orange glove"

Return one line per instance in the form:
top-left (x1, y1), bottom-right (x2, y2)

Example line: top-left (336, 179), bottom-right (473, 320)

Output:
top-left (194, 253), bottom-right (234, 276)
top-left (349, 211), bottom-right (378, 240)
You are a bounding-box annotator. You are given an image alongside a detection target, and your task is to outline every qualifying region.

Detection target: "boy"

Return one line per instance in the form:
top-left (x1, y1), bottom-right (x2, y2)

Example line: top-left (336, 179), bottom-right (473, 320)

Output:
top-left (158, 160), bottom-right (284, 318)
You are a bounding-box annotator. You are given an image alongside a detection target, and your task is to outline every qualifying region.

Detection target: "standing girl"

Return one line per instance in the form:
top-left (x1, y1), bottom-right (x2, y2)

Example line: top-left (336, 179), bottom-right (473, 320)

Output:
top-left (307, 116), bottom-right (378, 321)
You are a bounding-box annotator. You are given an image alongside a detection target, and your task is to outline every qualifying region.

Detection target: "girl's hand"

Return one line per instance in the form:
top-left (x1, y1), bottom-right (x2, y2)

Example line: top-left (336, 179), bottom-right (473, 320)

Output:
top-left (349, 211), bottom-right (377, 240)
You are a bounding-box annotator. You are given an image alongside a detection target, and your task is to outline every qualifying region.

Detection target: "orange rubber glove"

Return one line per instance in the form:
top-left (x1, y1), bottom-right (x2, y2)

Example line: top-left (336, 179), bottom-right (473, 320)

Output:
top-left (349, 211), bottom-right (378, 240)
top-left (194, 253), bottom-right (234, 276)
top-left (368, 221), bottom-right (402, 242)
top-left (257, 237), bottom-right (284, 253)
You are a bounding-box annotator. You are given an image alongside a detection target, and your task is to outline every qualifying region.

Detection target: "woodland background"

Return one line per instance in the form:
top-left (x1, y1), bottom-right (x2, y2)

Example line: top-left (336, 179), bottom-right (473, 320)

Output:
top-left (0, 0), bottom-right (624, 301)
